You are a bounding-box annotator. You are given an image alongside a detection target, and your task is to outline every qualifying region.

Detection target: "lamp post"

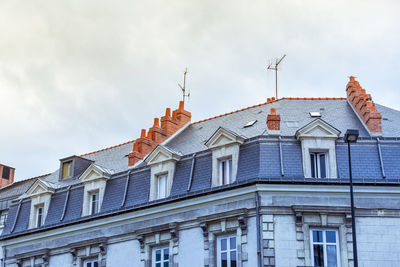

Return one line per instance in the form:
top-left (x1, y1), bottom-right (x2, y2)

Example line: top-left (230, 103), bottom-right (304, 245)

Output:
top-left (344, 129), bottom-right (359, 267)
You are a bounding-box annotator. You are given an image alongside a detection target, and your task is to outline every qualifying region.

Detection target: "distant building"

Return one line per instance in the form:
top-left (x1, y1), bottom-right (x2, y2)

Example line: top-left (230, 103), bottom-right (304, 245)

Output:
top-left (0, 77), bottom-right (400, 267)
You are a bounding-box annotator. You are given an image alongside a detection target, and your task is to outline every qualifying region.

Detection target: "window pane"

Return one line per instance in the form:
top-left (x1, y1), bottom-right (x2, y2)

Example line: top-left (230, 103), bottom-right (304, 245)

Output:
top-left (156, 249), bottom-right (161, 261)
top-left (2, 166), bottom-right (10, 180)
top-left (327, 245), bottom-right (337, 267)
top-left (163, 262), bottom-right (169, 267)
top-left (230, 237), bottom-right (236, 250)
top-left (156, 263), bottom-right (161, 267)
top-left (313, 230), bottom-right (323, 242)
top-left (164, 248), bottom-right (169, 260)
top-left (313, 244), bottom-right (324, 267)
top-left (222, 161), bottom-right (226, 185)
top-left (93, 262), bottom-right (98, 267)
top-left (231, 251), bottom-right (237, 267)
top-left (310, 154), bottom-right (316, 178)
top-left (221, 252), bottom-right (227, 267)
top-left (320, 154), bottom-right (326, 178)
top-left (86, 263), bottom-right (92, 267)
top-left (221, 238), bottom-right (227, 250)
top-left (228, 159), bottom-right (232, 183)
top-left (326, 231), bottom-right (336, 243)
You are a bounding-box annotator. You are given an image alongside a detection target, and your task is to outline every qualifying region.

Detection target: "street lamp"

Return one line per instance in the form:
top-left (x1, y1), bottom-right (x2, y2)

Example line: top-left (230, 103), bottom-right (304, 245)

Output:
top-left (344, 129), bottom-right (359, 267)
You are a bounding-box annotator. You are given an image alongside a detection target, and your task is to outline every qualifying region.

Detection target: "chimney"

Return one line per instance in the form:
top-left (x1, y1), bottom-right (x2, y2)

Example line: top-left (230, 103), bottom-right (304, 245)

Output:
top-left (346, 76), bottom-right (382, 134)
top-left (0, 164), bottom-right (15, 188)
top-left (267, 108), bottom-right (281, 131)
top-left (128, 101), bottom-right (191, 166)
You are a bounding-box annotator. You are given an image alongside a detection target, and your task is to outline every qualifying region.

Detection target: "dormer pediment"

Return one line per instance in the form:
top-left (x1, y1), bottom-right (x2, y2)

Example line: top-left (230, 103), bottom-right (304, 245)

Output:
top-left (145, 145), bottom-right (181, 166)
top-left (26, 179), bottom-right (55, 198)
top-left (205, 127), bottom-right (245, 149)
top-left (79, 164), bottom-right (112, 183)
top-left (296, 119), bottom-right (341, 140)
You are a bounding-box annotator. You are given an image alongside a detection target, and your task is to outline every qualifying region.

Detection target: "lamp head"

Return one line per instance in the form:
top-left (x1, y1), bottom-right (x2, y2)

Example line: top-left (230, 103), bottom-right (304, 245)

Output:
top-left (344, 129), bottom-right (359, 143)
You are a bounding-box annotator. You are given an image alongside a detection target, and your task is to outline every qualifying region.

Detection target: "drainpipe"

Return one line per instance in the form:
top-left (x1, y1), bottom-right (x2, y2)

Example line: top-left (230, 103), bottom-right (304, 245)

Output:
top-left (2, 246), bottom-right (6, 267)
top-left (255, 191), bottom-right (262, 267)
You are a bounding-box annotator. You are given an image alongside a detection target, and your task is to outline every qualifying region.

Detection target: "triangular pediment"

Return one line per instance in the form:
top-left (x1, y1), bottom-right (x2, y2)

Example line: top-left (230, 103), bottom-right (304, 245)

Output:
top-left (79, 164), bottom-right (112, 183)
top-left (26, 179), bottom-right (55, 197)
top-left (205, 127), bottom-right (244, 149)
top-left (296, 119), bottom-right (341, 140)
top-left (145, 145), bottom-right (181, 166)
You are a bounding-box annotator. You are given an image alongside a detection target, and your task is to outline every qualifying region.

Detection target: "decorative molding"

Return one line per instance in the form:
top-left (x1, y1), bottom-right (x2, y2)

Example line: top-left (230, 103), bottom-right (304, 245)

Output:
top-left (205, 127), bottom-right (244, 150)
top-left (144, 145), bottom-right (181, 166)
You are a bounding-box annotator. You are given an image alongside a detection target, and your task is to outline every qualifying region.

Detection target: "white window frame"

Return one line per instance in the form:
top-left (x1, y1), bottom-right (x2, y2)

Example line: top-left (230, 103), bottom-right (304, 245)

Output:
top-left (152, 246), bottom-right (170, 267)
top-left (218, 158), bottom-right (233, 186)
top-left (83, 258), bottom-right (99, 267)
top-left (310, 229), bottom-right (341, 267)
top-left (310, 151), bottom-right (329, 178)
top-left (156, 173), bottom-right (169, 199)
top-left (89, 191), bottom-right (99, 215)
top-left (35, 205), bottom-right (44, 228)
top-left (216, 234), bottom-right (237, 267)
top-left (0, 210), bottom-right (8, 227)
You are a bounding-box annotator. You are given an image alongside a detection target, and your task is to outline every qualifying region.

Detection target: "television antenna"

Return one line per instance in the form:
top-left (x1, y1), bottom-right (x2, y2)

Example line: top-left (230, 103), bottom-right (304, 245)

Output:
top-left (178, 68), bottom-right (190, 102)
top-left (267, 54), bottom-right (286, 99)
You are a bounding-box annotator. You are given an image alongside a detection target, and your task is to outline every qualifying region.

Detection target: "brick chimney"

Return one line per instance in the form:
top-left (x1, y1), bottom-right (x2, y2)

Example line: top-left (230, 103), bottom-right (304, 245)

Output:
top-left (128, 101), bottom-right (191, 166)
top-left (0, 164), bottom-right (15, 188)
top-left (346, 76), bottom-right (382, 134)
top-left (267, 108), bottom-right (280, 131)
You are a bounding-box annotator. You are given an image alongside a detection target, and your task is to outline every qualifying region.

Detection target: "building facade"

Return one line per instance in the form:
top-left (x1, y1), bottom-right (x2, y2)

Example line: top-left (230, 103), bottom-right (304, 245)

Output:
top-left (0, 77), bottom-right (400, 267)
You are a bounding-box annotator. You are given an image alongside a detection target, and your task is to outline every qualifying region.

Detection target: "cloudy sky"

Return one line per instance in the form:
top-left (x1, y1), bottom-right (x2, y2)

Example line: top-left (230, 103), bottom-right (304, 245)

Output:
top-left (1, 0), bottom-right (399, 180)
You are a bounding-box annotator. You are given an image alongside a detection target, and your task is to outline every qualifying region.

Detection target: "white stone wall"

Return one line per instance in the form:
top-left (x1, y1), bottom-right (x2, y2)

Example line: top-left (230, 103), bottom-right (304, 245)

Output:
top-left (357, 217), bottom-right (400, 267)
top-left (246, 217), bottom-right (258, 267)
top-left (49, 253), bottom-right (72, 266)
top-left (177, 228), bottom-right (204, 267)
top-left (107, 239), bottom-right (141, 267)
top-left (274, 215), bottom-right (302, 267)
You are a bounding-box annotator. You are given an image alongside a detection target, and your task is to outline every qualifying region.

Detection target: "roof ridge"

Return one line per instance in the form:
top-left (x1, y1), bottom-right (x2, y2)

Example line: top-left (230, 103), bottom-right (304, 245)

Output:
top-left (80, 140), bottom-right (135, 157)
top-left (192, 97), bottom-right (346, 125)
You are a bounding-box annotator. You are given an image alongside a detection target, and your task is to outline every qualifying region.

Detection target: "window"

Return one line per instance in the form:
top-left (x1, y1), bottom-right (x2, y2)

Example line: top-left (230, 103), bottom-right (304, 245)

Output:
top-left (310, 229), bottom-right (340, 267)
top-left (217, 235), bottom-right (237, 267)
top-left (310, 152), bottom-right (328, 178)
top-left (62, 161), bottom-right (72, 179)
top-left (83, 259), bottom-right (99, 267)
top-left (0, 210), bottom-right (8, 227)
top-left (156, 174), bottom-right (168, 199)
top-left (36, 205), bottom-right (44, 227)
top-left (219, 158), bottom-right (232, 185)
top-left (89, 191), bottom-right (99, 215)
top-left (2, 166), bottom-right (10, 180)
top-left (152, 246), bottom-right (169, 267)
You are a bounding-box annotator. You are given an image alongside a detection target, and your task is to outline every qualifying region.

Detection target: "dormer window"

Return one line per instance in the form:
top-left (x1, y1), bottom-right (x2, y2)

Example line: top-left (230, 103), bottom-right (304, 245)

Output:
top-left (145, 145), bottom-right (181, 201)
top-left (35, 205), bottom-right (44, 227)
top-left (219, 158), bottom-right (232, 185)
top-left (157, 174), bottom-right (168, 199)
top-left (205, 127), bottom-right (244, 188)
top-left (295, 119), bottom-right (340, 179)
top-left (310, 152), bottom-right (328, 178)
top-left (62, 161), bottom-right (72, 179)
top-left (89, 191), bottom-right (99, 215)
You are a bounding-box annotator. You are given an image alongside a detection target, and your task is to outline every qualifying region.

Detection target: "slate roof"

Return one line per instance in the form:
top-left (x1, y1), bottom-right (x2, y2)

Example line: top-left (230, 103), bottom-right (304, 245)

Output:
top-left (2, 98), bottom-right (400, 238)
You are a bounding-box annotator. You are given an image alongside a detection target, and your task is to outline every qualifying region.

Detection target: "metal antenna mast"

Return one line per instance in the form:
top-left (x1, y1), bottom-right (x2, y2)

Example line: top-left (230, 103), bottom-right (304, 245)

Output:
top-left (267, 54), bottom-right (286, 99)
top-left (178, 68), bottom-right (190, 102)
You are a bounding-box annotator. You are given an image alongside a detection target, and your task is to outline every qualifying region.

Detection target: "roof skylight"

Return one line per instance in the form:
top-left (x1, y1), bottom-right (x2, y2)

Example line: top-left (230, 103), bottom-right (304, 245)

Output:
top-left (244, 120), bottom-right (257, 128)
top-left (309, 112), bottom-right (321, 117)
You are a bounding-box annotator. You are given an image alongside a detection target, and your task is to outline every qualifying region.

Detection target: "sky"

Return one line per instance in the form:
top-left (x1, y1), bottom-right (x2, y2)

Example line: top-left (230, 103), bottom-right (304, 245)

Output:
top-left (0, 0), bottom-right (399, 181)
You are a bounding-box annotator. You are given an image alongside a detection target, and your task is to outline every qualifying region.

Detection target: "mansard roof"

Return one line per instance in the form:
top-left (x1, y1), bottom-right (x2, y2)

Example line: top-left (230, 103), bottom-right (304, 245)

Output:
top-left (2, 96), bottom-right (400, 239)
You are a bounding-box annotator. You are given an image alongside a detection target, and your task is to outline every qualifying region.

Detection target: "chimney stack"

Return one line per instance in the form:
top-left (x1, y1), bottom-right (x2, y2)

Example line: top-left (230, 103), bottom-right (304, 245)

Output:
top-left (128, 101), bottom-right (191, 166)
top-left (267, 108), bottom-right (281, 132)
top-left (346, 76), bottom-right (382, 134)
top-left (0, 164), bottom-right (15, 188)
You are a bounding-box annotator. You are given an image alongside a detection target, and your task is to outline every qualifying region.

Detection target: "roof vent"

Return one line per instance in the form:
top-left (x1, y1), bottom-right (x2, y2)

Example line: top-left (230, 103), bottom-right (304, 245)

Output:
top-left (309, 112), bottom-right (321, 117)
top-left (244, 120), bottom-right (257, 128)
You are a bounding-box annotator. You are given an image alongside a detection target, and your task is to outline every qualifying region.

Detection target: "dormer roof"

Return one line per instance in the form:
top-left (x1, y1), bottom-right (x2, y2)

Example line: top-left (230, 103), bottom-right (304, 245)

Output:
top-left (295, 118), bottom-right (341, 140)
top-left (205, 127), bottom-right (245, 149)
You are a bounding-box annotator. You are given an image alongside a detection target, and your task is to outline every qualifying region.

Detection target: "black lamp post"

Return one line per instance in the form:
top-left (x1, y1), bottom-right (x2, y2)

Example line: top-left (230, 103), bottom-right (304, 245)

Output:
top-left (344, 129), bottom-right (359, 267)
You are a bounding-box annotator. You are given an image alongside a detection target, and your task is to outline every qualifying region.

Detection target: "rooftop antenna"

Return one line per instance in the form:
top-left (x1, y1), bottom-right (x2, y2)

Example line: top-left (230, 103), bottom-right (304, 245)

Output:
top-left (267, 54), bottom-right (286, 99)
top-left (178, 68), bottom-right (190, 102)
